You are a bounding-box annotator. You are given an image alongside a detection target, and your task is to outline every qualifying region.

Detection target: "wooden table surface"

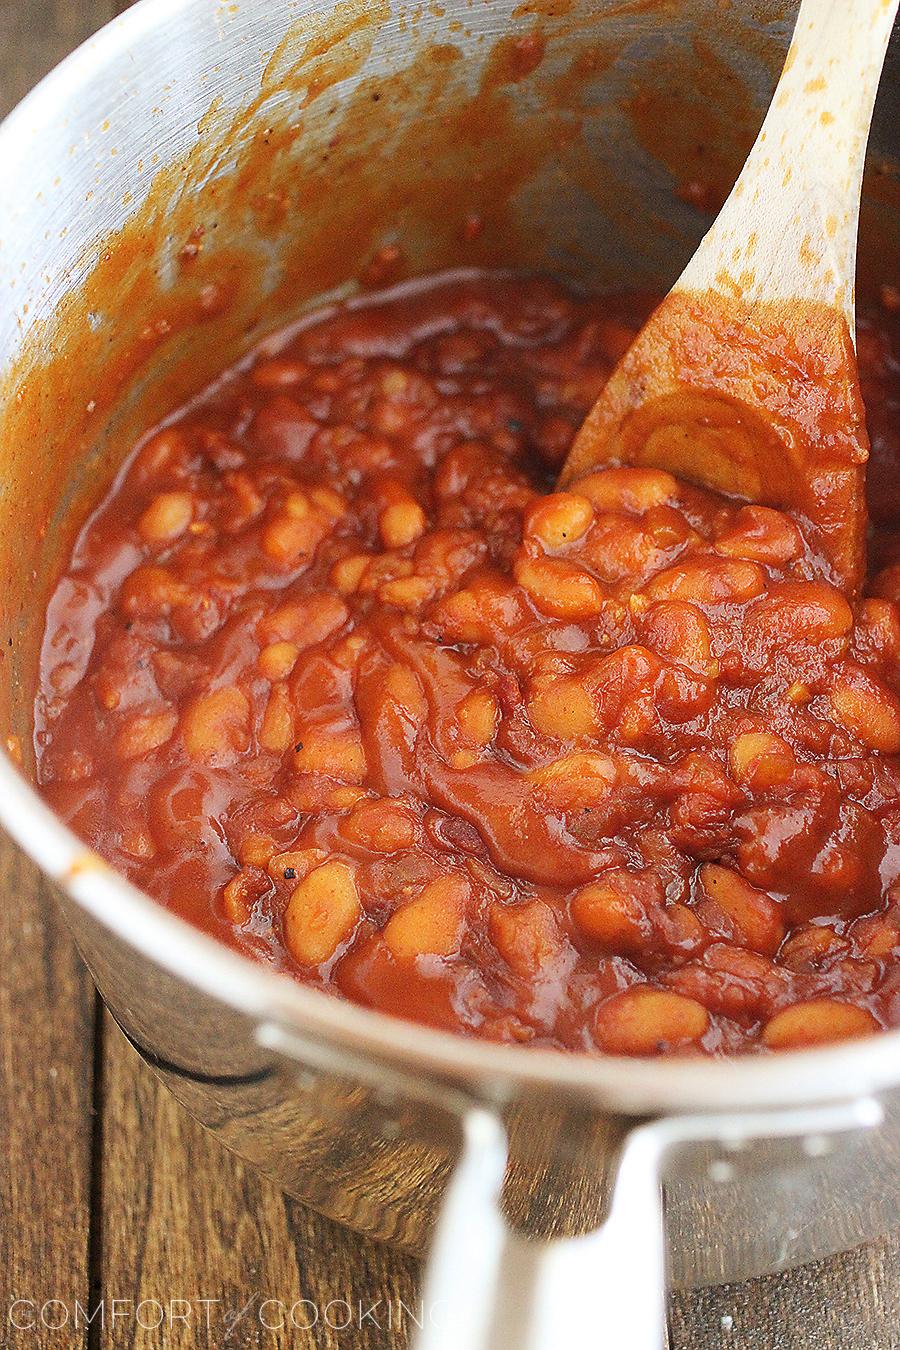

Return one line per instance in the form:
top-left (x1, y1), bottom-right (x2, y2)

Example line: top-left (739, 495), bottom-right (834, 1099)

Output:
top-left (1, 4), bottom-right (898, 1347)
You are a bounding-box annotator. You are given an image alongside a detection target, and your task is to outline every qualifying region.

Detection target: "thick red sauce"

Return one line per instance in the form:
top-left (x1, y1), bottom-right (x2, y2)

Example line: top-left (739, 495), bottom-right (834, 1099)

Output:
top-left (35, 273), bottom-right (900, 1056)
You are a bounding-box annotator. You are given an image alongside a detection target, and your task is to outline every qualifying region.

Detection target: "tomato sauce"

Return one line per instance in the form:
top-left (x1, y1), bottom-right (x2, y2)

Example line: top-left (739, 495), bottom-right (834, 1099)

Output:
top-left (34, 272), bottom-right (900, 1055)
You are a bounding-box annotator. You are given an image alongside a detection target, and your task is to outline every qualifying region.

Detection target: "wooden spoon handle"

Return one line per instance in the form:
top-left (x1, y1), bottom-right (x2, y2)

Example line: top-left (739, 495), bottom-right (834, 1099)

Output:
top-left (678, 0), bottom-right (899, 320)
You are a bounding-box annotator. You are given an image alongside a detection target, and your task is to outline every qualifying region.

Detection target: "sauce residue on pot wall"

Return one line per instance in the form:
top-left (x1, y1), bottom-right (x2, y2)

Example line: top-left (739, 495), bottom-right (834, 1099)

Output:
top-left (0, 0), bottom-right (597, 754)
top-left (626, 34), bottom-right (764, 215)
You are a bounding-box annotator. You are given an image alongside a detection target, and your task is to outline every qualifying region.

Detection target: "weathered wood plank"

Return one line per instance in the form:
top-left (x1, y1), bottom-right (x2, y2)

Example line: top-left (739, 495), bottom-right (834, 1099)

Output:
top-left (0, 11), bottom-right (114, 1347)
top-left (0, 830), bottom-right (97, 1347)
top-left (97, 1015), bottom-right (421, 1349)
top-left (0, 0), bottom-right (110, 111)
top-left (670, 1232), bottom-right (900, 1350)
top-left (0, 8), bottom-right (114, 1345)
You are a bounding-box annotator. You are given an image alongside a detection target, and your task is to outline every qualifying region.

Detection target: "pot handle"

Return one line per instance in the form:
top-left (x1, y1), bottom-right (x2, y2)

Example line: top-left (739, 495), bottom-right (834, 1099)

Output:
top-left (414, 1097), bottom-right (884, 1350)
top-left (254, 1022), bottom-right (881, 1350)
top-left (415, 1107), bottom-right (667, 1350)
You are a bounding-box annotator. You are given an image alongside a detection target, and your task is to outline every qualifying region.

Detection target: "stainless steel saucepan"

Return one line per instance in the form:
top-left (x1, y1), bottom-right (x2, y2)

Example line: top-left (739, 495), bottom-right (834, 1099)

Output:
top-left (0, 2), bottom-right (898, 1346)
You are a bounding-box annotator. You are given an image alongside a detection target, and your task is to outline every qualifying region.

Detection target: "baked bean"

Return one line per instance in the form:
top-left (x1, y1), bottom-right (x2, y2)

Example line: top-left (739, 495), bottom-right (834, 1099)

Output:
top-left (251, 358), bottom-right (309, 388)
top-left (283, 860), bottom-right (361, 965)
top-left (432, 579), bottom-right (532, 646)
top-left (383, 873), bottom-right (468, 958)
top-left (331, 553), bottom-right (372, 595)
top-left (294, 728), bottom-right (367, 781)
top-left (665, 944), bottom-right (786, 1020)
top-left (308, 486), bottom-right (347, 519)
top-left (262, 508), bottom-right (328, 567)
top-left (780, 925), bottom-right (847, 971)
top-left (331, 633), bottom-right (366, 672)
top-left (525, 493), bottom-right (594, 550)
top-left (572, 867), bottom-right (702, 955)
top-left (358, 554), bottom-right (413, 596)
top-left (456, 688), bottom-right (499, 749)
top-left (114, 708), bottom-right (178, 761)
top-left (594, 987), bottom-right (708, 1055)
top-left (266, 848), bottom-right (328, 883)
top-left (238, 833), bottom-right (278, 867)
top-left (341, 798), bottom-right (418, 852)
top-left (382, 662), bottom-right (428, 722)
top-left (119, 565), bottom-right (192, 618)
top-left (514, 552), bottom-right (607, 619)
top-left (581, 513), bottom-right (661, 585)
top-left (256, 595), bottom-right (348, 648)
top-left (696, 864), bottom-right (785, 955)
top-left (258, 641), bottom-right (301, 681)
top-left (573, 467), bottom-right (678, 515)
top-left (728, 732), bottom-right (795, 791)
top-left (744, 581), bottom-right (853, 650)
top-left (370, 400), bottom-right (410, 437)
top-left (587, 645), bottom-right (676, 740)
top-left (288, 490), bottom-right (313, 520)
top-left (132, 426), bottom-right (189, 480)
top-left (526, 676), bottom-right (598, 739)
top-left (378, 575), bottom-right (435, 612)
top-left (430, 588), bottom-right (484, 643)
top-left (853, 913), bottom-right (900, 959)
top-left (528, 752), bottom-right (616, 809)
top-left (658, 903), bottom-right (706, 953)
top-left (762, 1000), bottom-right (878, 1049)
top-left (641, 601), bottom-right (717, 676)
top-left (785, 681), bottom-right (811, 705)
top-left (645, 558), bottom-right (765, 606)
top-left (223, 470), bottom-right (264, 527)
top-left (714, 505), bottom-right (803, 565)
top-left (222, 874), bottom-right (253, 924)
top-left (259, 683), bottom-right (295, 754)
top-left (138, 491), bottom-right (194, 544)
top-left (489, 899), bottom-right (566, 978)
top-left (380, 494), bottom-right (426, 549)
top-left (182, 686), bottom-right (250, 762)
top-left (827, 670), bottom-right (900, 753)
top-left (571, 879), bottom-right (645, 952)
top-left (222, 867), bottom-right (271, 925)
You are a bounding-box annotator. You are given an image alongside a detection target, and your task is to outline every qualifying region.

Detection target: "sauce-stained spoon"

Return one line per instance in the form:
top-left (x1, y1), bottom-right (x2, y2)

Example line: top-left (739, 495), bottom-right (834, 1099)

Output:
top-left (560, 0), bottom-right (899, 592)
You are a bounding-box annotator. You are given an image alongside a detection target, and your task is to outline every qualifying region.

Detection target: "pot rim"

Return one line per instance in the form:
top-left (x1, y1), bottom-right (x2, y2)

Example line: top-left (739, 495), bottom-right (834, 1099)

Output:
top-left (2, 0), bottom-right (899, 1119)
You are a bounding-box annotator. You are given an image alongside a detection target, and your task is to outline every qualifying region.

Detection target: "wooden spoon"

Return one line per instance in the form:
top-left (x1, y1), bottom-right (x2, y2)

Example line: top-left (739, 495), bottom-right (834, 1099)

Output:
top-left (560, 0), bottom-right (899, 592)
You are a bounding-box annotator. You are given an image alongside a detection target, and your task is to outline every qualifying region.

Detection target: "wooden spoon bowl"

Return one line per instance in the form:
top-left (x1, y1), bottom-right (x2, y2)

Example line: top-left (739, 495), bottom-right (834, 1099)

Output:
top-left (561, 0), bottom-right (899, 593)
